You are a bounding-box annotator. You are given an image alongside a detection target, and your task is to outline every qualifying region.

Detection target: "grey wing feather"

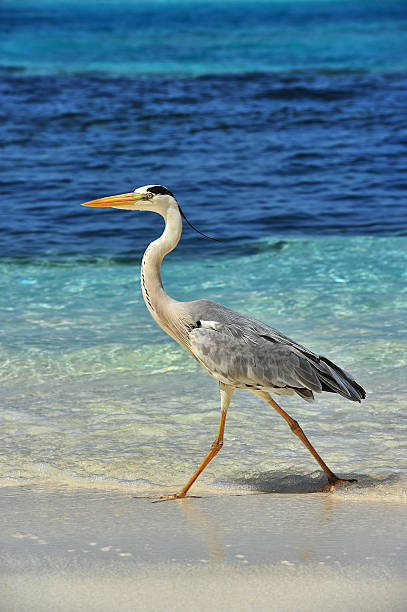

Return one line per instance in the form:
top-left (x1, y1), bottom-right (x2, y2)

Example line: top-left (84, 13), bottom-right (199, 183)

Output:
top-left (185, 299), bottom-right (365, 403)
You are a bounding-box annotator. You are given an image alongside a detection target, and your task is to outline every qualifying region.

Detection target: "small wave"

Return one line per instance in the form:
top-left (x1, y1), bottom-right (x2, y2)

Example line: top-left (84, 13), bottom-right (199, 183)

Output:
top-left (2, 470), bottom-right (405, 502)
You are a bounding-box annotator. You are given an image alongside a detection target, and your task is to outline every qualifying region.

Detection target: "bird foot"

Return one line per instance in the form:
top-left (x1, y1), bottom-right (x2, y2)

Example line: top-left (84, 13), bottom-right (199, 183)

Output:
top-left (151, 493), bottom-right (201, 503)
top-left (322, 477), bottom-right (357, 493)
top-left (152, 493), bottom-right (185, 503)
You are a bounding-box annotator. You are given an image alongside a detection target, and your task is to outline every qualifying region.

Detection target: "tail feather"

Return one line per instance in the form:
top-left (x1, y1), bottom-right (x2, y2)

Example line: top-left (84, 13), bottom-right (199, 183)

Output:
top-left (315, 355), bottom-right (366, 402)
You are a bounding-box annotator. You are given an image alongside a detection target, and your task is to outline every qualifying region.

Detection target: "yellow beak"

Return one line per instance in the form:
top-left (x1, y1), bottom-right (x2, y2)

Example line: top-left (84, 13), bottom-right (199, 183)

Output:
top-left (81, 192), bottom-right (150, 208)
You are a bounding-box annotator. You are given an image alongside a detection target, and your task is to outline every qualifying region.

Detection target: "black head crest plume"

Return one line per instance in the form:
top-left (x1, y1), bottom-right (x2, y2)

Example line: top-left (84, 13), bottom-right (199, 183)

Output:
top-left (178, 205), bottom-right (220, 242)
top-left (146, 185), bottom-right (220, 241)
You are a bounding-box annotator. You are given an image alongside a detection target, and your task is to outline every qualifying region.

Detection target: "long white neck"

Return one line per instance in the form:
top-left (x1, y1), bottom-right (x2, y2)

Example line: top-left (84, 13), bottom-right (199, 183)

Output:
top-left (140, 203), bottom-right (184, 339)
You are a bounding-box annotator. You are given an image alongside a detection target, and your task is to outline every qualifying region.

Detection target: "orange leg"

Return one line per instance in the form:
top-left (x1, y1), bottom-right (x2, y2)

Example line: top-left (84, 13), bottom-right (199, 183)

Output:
top-left (154, 383), bottom-right (234, 502)
top-left (251, 390), bottom-right (356, 491)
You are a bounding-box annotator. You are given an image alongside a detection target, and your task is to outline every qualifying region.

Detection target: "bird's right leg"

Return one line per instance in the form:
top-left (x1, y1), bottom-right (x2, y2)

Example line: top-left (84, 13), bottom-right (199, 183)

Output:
top-left (251, 390), bottom-right (356, 491)
top-left (154, 383), bottom-right (234, 502)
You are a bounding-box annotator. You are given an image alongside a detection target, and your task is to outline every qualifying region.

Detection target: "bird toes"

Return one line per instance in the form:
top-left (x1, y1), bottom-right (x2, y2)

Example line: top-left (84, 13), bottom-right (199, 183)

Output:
top-left (151, 493), bottom-right (186, 503)
top-left (151, 493), bottom-right (202, 503)
top-left (322, 477), bottom-right (357, 493)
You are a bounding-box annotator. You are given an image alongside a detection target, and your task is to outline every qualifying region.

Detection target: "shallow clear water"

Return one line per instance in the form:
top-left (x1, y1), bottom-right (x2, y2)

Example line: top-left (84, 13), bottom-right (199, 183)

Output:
top-left (1, 236), bottom-right (406, 497)
top-left (0, 0), bottom-right (406, 499)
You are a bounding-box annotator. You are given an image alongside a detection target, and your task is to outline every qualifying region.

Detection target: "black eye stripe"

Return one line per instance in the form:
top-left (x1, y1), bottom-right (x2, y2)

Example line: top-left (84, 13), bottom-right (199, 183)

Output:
top-left (148, 185), bottom-right (174, 197)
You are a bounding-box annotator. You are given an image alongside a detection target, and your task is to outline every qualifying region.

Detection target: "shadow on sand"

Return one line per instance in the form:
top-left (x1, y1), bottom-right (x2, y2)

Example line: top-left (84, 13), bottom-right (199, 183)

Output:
top-left (222, 471), bottom-right (403, 494)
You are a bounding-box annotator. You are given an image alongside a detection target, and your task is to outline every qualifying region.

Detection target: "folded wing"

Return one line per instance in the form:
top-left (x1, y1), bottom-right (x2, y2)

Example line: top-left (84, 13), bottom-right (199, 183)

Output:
top-left (186, 300), bottom-right (365, 403)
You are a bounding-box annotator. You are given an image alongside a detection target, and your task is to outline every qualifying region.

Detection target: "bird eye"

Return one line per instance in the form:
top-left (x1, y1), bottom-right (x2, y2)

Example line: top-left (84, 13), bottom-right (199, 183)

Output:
top-left (144, 193), bottom-right (154, 200)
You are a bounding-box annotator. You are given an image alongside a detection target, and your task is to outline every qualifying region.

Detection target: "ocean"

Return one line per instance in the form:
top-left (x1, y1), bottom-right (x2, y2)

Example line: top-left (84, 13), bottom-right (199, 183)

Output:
top-left (0, 0), bottom-right (406, 498)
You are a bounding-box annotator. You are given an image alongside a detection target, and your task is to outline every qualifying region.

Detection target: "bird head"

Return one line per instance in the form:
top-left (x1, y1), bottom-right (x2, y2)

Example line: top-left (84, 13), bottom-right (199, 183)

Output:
top-left (82, 184), bottom-right (219, 241)
top-left (82, 184), bottom-right (178, 215)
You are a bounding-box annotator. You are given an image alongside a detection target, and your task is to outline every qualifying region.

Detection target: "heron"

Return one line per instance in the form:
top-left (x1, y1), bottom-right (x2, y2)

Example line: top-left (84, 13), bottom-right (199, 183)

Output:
top-left (82, 184), bottom-right (365, 500)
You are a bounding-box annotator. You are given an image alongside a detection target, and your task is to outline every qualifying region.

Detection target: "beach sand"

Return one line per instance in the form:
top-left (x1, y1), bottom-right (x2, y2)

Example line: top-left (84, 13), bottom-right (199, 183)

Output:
top-left (1, 484), bottom-right (406, 611)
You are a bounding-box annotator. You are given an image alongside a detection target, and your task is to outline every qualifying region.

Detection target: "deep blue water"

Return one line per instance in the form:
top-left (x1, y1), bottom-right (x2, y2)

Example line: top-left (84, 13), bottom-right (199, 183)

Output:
top-left (1, 0), bottom-right (407, 259)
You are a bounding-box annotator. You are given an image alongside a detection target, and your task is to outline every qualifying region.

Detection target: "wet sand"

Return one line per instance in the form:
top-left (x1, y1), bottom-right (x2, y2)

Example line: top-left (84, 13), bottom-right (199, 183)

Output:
top-left (1, 484), bottom-right (406, 611)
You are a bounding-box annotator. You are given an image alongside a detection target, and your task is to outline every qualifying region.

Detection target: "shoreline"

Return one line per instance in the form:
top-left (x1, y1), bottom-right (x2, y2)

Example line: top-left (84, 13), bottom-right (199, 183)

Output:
top-left (1, 484), bottom-right (406, 611)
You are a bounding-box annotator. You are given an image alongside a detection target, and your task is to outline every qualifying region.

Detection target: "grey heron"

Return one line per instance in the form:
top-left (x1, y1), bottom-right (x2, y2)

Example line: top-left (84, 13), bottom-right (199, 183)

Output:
top-left (82, 185), bottom-right (365, 500)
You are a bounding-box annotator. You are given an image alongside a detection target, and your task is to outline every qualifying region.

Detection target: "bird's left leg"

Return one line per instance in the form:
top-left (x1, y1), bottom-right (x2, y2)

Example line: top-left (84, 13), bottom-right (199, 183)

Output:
top-left (154, 383), bottom-right (234, 502)
top-left (251, 390), bottom-right (356, 492)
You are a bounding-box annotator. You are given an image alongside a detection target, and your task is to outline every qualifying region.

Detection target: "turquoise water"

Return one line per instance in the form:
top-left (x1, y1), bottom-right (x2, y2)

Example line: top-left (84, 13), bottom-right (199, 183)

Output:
top-left (1, 0), bottom-right (406, 498)
top-left (3, 0), bottom-right (407, 76)
top-left (1, 236), bottom-right (406, 496)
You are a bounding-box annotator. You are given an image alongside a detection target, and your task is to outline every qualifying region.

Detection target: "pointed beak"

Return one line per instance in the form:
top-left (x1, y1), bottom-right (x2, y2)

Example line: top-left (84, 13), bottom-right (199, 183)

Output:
top-left (81, 192), bottom-right (151, 208)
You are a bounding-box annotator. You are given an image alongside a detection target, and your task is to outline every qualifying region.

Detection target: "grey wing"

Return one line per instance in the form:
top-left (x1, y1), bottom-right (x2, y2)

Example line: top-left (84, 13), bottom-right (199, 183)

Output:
top-left (185, 299), bottom-right (365, 403)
